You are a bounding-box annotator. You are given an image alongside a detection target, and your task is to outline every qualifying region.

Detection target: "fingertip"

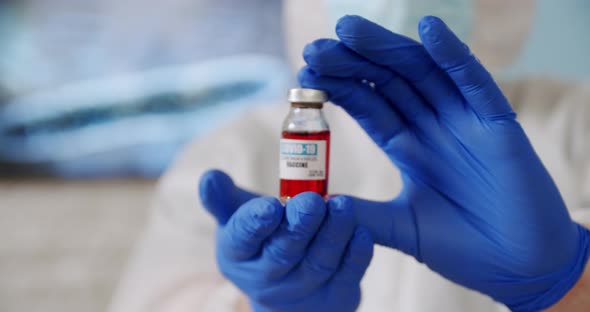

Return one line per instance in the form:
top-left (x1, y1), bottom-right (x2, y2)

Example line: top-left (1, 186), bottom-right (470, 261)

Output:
top-left (302, 42), bottom-right (315, 63)
top-left (338, 14), bottom-right (364, 23)
top-left (250, 197), bottom-right (284, 223)
top-left (302, 40), bottom-right (318, 64)
top-left (286, 192), bottom-right (327, 230)
top-left (419, 15), bottom-right (442, 24)
top-left (418, 15), bottom-right (443, 34)
top-left (221, 197), bottom-right (283, 261)
top-left (231, 197), bottom-right (283, 237)
top-left (200, 170), bottom-right (262, 225)
top-left (288, 191), bottom-right (326, 213)
top-left (199, 169), bottom-right (231, 199)
top-left (417, 15), bottom-right (450, 44)
top-left (336, 14), bottom-right (391, 48)
top-left (198, 169), bottom-right (215, 195)
top-left (297, 66), bottom-right (317, 87)
top-left (327, 196), bottom-right (354, 218)
top-left (303, 39), bottom-right (339, 65)
top-left (335, 14), bottom-right (367, 35)
top-left (296, 67), bottom-right (341, 103)
top-left (199, 169), bottom-right (234, 218)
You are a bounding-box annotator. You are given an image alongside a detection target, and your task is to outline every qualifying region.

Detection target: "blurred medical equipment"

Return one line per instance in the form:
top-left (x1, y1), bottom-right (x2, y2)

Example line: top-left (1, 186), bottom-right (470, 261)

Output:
top-left (0, 56), bottom-right (289, 177)
top-left (0, 0), bottom-right (288, 177)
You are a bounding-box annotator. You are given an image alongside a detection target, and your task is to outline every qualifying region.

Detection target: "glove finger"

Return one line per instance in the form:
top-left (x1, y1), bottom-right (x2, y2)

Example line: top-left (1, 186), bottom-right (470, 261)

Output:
top-left (299, 196), bottom-right (356, 282)
top-left (298, 67), bottom-right (409, 149)
top-left (418, 16), bottom-right (514, 119)
top-left (303, 39), bottom-right (393, 85)
top-left (330, 227), bottom-right (374, 286)
top-left (219, 196), bottom-right (284, 261)
top-left (261, 192), bottom-right (326, 278)
top-left (199, 169), bottom-right (260, 225)
top-left (335, 15), bottom-right (466, 119)
top-left (303, 39), bottom-right (436, 126)
top-left (348, 196), bottom-right (419, 259)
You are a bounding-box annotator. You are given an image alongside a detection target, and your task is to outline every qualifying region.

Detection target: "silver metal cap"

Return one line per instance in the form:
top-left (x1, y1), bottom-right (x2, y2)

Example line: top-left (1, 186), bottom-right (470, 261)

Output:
top-left (288, 88), bottom-right (327, 103)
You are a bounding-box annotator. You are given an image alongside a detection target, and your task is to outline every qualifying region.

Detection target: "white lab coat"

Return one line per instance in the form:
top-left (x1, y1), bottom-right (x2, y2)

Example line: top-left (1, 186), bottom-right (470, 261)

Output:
top-left (109, 78), bottom-right (590, 312)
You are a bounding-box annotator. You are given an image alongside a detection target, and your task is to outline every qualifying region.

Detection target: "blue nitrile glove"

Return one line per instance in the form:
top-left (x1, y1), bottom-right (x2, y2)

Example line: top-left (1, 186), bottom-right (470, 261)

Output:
top-left (199, 170), bottom-right (374, 312)
top-left (298, 15), bottom-right (590, 312)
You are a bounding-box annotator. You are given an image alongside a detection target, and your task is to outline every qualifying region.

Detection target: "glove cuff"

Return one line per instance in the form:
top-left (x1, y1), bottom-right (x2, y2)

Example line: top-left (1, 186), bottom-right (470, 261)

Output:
top-left (508, 224), bottom-right (590, 312)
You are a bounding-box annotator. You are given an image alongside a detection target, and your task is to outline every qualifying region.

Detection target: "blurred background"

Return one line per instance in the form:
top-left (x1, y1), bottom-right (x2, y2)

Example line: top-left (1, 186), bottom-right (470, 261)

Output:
top-left (0, 0), bottom-right (589, 311)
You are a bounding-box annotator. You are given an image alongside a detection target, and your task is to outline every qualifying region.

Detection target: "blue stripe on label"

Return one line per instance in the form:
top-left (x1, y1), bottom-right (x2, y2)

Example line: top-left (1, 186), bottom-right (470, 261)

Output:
top-left (280, 142), bottom-right (318, 156)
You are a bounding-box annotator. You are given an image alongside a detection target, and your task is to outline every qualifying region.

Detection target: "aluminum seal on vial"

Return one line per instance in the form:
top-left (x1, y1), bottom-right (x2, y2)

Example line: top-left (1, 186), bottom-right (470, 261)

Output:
top-left (288, 88), bottom-right (328, 103)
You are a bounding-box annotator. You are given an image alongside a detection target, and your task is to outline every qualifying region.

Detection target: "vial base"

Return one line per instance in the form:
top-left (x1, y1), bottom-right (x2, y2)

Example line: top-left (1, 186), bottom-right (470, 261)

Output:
top-left (279, 179), bottom-right (328, 204)
top-left (279, 130), bottom-right (330, 202)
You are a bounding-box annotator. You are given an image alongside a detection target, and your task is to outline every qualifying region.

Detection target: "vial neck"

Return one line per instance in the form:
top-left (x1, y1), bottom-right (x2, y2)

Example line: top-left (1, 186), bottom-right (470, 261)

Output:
top-left (290, 102), bottom-right (323, 109)
top-left (284, 105), bottom-right (329, 132)
top-left (288, 106), bottom-right (325, 121)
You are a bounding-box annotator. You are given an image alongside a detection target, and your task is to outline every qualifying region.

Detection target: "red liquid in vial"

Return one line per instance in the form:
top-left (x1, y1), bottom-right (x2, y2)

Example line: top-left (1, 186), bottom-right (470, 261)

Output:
top-left (280, 130), bottom-right (330, 200)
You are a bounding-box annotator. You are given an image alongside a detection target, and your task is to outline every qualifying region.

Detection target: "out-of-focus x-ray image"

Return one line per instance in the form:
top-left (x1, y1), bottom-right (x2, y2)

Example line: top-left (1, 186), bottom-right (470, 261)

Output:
top-left (0, 0), bottom-right (290, 177)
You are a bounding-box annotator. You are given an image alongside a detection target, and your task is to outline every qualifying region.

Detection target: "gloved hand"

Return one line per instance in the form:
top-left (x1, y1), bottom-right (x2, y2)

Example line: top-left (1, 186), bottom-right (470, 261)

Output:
top-left (199, 170), bottom-right (373, 312)
top-left (297, 15), bottom-right (590, 312)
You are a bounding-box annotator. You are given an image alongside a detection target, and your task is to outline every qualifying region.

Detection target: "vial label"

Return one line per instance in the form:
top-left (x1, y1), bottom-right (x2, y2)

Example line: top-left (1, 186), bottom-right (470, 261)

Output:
top-left (279, 139), bottom-right (327, 180)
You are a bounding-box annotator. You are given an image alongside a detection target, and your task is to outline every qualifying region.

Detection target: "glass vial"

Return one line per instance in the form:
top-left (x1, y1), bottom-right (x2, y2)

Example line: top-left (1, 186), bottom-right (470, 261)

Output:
top-left (279, 88), bottom-right (330, 203)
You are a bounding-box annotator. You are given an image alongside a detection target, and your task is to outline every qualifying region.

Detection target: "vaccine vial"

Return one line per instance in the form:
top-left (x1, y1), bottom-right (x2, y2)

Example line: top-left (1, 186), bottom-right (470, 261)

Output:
top-left (279, 88), bottom-right (330, 203)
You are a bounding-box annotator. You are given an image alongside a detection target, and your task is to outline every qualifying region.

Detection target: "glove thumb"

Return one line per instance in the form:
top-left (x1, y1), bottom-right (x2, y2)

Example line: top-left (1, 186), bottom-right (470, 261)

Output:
top-left (199, 169), bottom-right (260, 225)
